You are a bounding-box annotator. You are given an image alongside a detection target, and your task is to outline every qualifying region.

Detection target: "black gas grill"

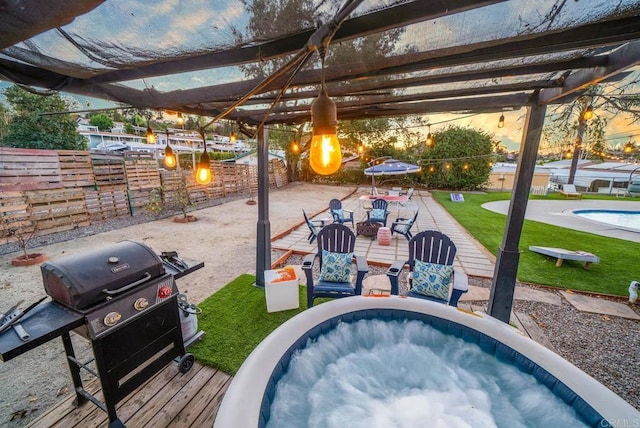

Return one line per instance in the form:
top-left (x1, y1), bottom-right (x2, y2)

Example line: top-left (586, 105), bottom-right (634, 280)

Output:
top-left (0, 241), bottom-right (204, 428)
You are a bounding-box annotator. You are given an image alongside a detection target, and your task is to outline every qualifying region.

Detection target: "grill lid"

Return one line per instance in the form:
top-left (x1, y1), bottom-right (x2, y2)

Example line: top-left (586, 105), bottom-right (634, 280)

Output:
top-left (41, 240), bottom-right (165, 310)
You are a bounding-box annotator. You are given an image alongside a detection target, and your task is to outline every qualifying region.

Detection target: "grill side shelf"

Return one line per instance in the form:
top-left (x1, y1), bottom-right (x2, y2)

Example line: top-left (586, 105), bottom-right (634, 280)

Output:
top-left (0, 301), bottom-right (84, 362)
top-left (161, 257), bottom-right (204, 279)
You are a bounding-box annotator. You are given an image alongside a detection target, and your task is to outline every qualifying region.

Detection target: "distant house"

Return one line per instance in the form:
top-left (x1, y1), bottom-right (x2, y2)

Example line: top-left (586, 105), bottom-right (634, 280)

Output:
top-left (226, 150), bottom-right (285, 166)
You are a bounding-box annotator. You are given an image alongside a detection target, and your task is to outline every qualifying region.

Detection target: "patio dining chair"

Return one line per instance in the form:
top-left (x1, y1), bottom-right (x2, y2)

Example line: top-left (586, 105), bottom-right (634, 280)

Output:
top-left (302, 209), bottom-right (323, 244)
top-left (385, 230), bottom-right (468, 307)
top-left (366, 198), bottom-right (390, 226)
top-left (390, 210), bottom-right (419, 241)
top-left (329, 198), bottom-right (355, 227)
top-left (302, 223), bottom-right (369, 308)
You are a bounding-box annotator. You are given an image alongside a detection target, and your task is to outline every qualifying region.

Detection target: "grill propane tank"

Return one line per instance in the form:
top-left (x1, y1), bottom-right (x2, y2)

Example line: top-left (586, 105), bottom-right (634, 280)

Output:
top-left (178, 294), bottom-right (201, 341)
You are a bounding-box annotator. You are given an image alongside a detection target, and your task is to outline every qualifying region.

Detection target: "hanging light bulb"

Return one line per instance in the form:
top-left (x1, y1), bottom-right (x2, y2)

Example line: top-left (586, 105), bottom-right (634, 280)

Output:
top-left (565, 148), bottom-right (573, 159)
top-left (357, 143), bottom-right (364, 156)
top-left (623, 140), bottom-right (634, 154)
top-left (291, 141), bottom-right (300, 154)
top-left (425, 125), bottom-right (434, 147)
top-left (146, 124), bottom-right (156, 144)
top-left (230, 132), bottom-right (237, 144)
top-left (163, 131), bottom-right (177, 170)
top-left (309, 52), bottom-right (341, 175)
top-left (195, 130), bottom-right (212, 185)
top-left (176, 112), bottom-right (184, 126)
top-left (582, 105), bottom-right (594, 121)
top-left (497, 114), bottom-right (505, 128)
top-left (428, 165), bottom-right (436, 173)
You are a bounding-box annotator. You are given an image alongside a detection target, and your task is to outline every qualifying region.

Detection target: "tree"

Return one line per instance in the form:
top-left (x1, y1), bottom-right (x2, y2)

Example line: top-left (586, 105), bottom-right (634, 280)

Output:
top-left (1, 85), bottom-right (85, 150)
top-left (420, 125), bottom-right (495, 190)
top-left (543, 84), bottom-right (640, 182)
top-left (89, 113), bottom-right (114, 131)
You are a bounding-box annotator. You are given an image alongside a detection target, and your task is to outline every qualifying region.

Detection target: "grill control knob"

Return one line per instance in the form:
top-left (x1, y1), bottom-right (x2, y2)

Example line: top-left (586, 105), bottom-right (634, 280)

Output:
top-left (158, 285), bottom-right (172, 299)
top-left (134, 297), bottom-right (149, 311)
top-left (104, 311), bottom-right (122, 327)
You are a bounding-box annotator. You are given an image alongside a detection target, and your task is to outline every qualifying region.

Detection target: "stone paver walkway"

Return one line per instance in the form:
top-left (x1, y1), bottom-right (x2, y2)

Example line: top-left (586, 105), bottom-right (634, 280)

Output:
top-left (274, 186), bottom-right (638, 320)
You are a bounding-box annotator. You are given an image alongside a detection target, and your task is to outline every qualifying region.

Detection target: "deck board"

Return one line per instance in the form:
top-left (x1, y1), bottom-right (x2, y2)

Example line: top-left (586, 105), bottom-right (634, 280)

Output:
top-left (26, 361), bottom-right (231, 428)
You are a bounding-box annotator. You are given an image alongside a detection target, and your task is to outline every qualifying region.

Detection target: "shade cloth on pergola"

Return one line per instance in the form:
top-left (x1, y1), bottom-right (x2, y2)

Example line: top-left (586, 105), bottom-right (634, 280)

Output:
top-left (1, 0), bottom-right (640, 323)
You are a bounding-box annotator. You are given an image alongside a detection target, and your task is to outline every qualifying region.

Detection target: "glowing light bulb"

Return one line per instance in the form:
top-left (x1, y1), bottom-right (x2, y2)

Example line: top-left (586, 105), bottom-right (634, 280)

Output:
top-left (195, 151), bottom-right (211, 185)
top-left (497, 114), bottom-right (505, 128)
top-left (146, 127), bottom-right (156, 144)
top-left (309, 133), bottom-right (342, 175)
top-left (176, 112), bottom-right (184, 126)
top-left (426, 133), bottom-right (433, 147)
top-left (163, 146), bottom-right (177, 170)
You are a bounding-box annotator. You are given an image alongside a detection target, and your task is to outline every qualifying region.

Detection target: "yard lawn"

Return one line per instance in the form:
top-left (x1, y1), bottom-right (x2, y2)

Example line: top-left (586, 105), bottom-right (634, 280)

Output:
top-left (432, 191), bottom-right (640, 296)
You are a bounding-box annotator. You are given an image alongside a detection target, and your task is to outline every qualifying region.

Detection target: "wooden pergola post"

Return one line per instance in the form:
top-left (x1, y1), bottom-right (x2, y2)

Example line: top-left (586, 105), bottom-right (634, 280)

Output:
top-left (488, 93), bottom-right (546, 323)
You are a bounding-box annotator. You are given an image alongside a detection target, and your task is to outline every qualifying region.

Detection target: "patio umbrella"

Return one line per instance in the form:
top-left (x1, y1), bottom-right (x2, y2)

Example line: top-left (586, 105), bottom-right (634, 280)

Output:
top-left (364, 159), bottom-right (421, 194)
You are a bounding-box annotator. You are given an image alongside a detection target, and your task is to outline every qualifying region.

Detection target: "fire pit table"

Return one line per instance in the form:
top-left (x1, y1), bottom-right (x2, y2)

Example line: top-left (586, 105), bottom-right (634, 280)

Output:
top-left (356, 220), bottom-right (382, 238)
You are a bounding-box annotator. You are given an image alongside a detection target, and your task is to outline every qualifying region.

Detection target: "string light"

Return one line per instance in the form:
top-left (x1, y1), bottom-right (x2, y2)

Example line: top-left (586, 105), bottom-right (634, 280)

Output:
top-left (176, 112), bottom-right (184, 126)
top-left (582, 105), bottom-right (594, 121)
top-left (309, 51), bottom-right (341, 175)
top-left (162, 130), bottom-right (177, 170)
top-left (497, 113), bottom-right (505, 128)
top-left (146, 123), bottom-right (156, 144)
top-left (291, 141), bottom-right (300, 153)
top-left (195, 129), bottom-right (212, 185)
top-left (425, 125), bottom-right (434, 148)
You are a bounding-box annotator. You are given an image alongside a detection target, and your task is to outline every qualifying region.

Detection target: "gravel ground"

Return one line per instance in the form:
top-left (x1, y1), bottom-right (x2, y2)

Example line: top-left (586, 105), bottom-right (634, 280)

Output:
top-left (1, 195), bottom-right (639, 426)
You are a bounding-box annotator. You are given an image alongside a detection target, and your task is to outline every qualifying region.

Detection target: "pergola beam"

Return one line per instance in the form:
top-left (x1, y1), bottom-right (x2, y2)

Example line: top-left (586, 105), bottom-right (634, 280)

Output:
top-left (539, 40), bottom-right (640, 105)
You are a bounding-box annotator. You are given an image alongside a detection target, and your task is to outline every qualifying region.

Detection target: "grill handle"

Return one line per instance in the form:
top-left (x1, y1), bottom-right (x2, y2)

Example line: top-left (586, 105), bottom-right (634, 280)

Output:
top-left (102, 272), bottom-right (152, 296)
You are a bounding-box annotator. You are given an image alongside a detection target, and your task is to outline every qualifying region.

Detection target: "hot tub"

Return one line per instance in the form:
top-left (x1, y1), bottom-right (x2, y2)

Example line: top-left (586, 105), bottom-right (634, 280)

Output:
top-left (214, 297), bottom-right (639, 427)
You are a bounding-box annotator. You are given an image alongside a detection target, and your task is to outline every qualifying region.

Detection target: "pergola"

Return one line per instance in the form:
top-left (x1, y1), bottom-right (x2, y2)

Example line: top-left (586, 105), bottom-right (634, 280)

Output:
top-left (2, 0), bottom-right (640, 322)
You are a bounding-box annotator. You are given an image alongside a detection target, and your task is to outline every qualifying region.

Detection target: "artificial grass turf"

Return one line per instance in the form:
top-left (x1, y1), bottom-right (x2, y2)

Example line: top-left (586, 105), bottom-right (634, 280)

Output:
top-left (432, 191), bottom-right (640, 296)
top-left (188, 273), bottom-right (306, 375)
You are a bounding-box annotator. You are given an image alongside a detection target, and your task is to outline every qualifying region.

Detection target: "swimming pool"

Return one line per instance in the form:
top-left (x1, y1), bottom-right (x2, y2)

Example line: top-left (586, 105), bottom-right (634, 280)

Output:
top-left (214, 297), bottom-right (639, 427)
top-left (573, 209), bottom-right (640, 232)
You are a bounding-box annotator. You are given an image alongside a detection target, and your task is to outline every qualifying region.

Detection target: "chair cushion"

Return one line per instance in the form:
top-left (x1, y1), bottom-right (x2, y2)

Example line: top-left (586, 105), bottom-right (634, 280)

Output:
top-left (332, 208), bottom-right (344, 219)
top-left (370, 208), bottom-right (386, 219)
top-left (411, 261), bottom-right (453, 301)
top-left (319, 250), bottom-right (353, 283)
top-left (394, 223), bottom-right (409, 234)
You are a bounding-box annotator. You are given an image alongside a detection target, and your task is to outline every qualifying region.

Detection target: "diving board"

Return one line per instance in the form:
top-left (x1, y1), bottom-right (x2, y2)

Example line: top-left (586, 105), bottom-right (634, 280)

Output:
top-left (529, 246), bottom-right (600, 270)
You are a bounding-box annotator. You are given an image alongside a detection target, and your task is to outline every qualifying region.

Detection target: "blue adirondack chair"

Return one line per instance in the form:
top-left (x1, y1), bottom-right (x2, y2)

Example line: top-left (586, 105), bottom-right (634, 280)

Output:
top-left (391, 210), bottom-right (419, 240)
top-left (386, 230), bottom-right (468, 306)
top-left (366, 198), bottom-right (390, 226)
top-left (302, 223), bottom-right (368, 308)
top-left (329, 198), bottom-right (355, 227)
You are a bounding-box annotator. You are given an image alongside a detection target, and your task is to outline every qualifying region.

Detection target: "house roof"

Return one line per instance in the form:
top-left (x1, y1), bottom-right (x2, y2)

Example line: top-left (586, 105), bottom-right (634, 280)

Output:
top-left (1, 0), bottom-right (639, 130)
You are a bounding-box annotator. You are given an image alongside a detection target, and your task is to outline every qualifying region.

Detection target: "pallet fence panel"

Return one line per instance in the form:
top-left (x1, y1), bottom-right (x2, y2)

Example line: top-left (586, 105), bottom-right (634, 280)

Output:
top-left (159, 170), bottom-right (183, 207)
top-left (125, 158), bottom-right (161, 190)
top-left (91, 154), bottom-right (126, 187)
top-left (208, 163), bottom-right (226, 199)
top-left (0, 147), bottom-right (62, 191)
top-left (184, 172), bottom-right (210, 205)
top-left (127, 188), bottom-right (156, 215)
top-left (26, 188), bottom-right (90, 234)
top-left (272, 159), bottom-right (287, 188)
top-left (84, 185), bottom-right (130, 223)
top-left (58, 150), bottom-right (95, 188)
top-left (0, 191), bottom-right (34, 244)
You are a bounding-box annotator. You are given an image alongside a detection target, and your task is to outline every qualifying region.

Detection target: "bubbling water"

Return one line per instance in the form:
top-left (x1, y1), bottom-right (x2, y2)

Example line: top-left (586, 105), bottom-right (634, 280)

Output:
top-left (267, 319), bottom-right (588, 428)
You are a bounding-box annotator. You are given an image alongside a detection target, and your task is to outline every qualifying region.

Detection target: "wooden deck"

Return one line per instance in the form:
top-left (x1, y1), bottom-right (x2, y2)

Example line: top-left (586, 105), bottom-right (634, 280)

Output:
top-left (26, 361), bottom-right (231, 428)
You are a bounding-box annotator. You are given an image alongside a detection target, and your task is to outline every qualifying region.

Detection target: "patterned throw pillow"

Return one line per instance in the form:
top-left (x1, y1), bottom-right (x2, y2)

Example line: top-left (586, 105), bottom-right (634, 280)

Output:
top-left (332, 208), bottom-right (344, 220)
top-left (319, 250), bottom-right (353, 283)
top-left (370, 208), bottom-right (386, 220)
top-left (411, 260), bottom-right (454, 301)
